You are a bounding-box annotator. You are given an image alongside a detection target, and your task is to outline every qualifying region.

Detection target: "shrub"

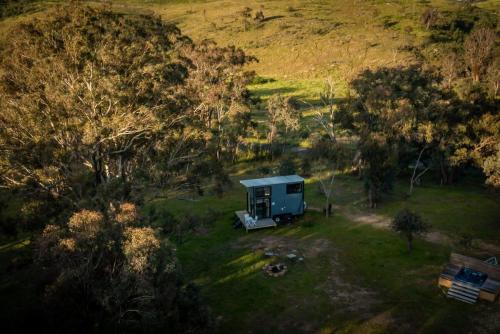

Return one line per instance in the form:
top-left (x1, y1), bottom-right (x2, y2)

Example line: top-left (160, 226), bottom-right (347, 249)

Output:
top-left (391, 209), bottom-right (429, 253)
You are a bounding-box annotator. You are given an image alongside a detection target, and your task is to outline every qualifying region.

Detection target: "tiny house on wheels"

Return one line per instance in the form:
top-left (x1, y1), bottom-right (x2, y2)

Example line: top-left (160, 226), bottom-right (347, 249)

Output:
top-left (235, 175), bottom-right (306, 231)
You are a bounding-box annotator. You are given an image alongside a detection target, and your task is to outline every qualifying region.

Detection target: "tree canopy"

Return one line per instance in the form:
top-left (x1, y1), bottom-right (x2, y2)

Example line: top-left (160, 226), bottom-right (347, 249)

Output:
top-left (0, 4), bottom-right (258, 332)
top-left (0, 4), bottom-right (255, 205)
top-left (391, 208), bottom-right (429, 252)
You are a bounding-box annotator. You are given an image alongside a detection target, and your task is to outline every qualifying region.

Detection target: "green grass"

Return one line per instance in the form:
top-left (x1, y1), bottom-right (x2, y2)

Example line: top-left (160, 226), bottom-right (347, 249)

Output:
top-left (378, 181), bottom-right (500, 243)
top-left (107, 0), bottom-right (496, 84)
top-left (1, 1), bottom-right (499, 332)
top-left (145, 170), bottom-right (500, 333)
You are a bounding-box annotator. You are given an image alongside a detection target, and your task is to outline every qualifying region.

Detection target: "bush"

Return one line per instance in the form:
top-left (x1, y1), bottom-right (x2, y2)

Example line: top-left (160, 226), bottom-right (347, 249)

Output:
top-left (309, 137), bottom-right (337, 161)
top-left (269, 144), bottom-right (283, 160)
top-left (178, 283), bottom-right (214, 331)
top-left (391, 208), bottom-right (429, 252)
top-left (299, 128), bottom-right (311, 139)
top-left (213, 172), bottom-right (232, 197)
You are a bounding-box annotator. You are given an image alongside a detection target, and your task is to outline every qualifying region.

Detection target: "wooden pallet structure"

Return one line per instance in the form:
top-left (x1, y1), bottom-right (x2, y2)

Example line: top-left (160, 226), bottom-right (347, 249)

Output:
top-left (235, 210), bottom-right (277, 232)
top-left (439, 253), bottom-right (500, 304)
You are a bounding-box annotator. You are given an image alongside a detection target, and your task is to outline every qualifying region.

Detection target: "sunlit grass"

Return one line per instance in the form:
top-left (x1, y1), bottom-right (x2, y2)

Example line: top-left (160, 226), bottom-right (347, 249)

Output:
top-left (146, 168), bottom-right (499, 332)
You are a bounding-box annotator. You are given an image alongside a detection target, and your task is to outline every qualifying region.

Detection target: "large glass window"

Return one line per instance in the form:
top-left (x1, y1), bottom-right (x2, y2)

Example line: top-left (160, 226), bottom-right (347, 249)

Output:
top-left (286, 183), bottom-right (302, 194)
top-left (255, 186), bottom-right (271, 198)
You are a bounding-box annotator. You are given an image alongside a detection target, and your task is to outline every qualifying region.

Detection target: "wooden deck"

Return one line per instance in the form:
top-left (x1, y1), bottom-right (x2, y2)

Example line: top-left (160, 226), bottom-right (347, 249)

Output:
top-left (438, 253), bottom-right (500, 302)
top-left (235, 210), bottom-right (277, 231)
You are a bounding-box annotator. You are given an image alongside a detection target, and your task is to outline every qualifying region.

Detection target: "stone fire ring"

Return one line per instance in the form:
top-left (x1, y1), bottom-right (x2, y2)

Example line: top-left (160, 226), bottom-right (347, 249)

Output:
top-left (263, 263), bottom-right (288, 277)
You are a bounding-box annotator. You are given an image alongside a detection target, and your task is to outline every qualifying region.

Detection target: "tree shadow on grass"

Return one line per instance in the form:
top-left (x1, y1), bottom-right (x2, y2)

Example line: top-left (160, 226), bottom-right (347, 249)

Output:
top-left (261, 15), bottom-right (285, 23)
top-left (250, 86), bottom-right (298, 100)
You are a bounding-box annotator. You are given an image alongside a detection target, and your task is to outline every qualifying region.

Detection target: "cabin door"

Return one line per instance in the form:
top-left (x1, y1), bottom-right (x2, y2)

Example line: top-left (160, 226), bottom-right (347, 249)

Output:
top-left (254, 186), bottom-right (271, 219)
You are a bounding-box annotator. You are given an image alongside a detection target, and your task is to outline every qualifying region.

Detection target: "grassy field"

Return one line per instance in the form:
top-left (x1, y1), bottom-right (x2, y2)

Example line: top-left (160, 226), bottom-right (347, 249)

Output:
top-left (2, 169), bottom-right (499, 332)
top-left (144, 165), bottom-right (500, 333)
top-left (0, 1), bottom-right (499, 333)
top-left (109, 0), bottom-right (497, 81)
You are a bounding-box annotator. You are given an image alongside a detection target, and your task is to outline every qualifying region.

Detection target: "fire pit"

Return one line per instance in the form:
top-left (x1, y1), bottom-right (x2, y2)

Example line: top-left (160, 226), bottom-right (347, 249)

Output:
top-left (263, 263), bottom-right (288, 277)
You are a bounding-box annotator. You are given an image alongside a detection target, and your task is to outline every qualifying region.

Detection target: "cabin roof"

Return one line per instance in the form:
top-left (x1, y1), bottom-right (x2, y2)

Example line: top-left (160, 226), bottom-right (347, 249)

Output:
top-left (239, 175), bottom-right (304, 188)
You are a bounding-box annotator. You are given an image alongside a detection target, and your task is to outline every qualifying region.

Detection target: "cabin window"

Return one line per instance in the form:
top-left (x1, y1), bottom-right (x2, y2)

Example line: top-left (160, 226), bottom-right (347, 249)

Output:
top-left (286, 183), bottom-right (302, 194)
top-left (255, 186), bottom-right (271, 198)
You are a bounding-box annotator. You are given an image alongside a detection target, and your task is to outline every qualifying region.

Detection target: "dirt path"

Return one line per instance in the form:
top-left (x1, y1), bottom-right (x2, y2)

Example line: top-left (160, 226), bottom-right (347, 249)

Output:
top-left (309, 206), bottom-right (500, 255)
top-left (343, 209), bottom-right (453, 245)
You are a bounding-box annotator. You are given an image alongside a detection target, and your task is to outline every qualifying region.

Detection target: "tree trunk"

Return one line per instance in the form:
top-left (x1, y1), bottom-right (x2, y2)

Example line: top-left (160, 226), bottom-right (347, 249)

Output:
top-left (268, 126), bottom-right (277, 160)
top-left (92, 143), bottom-right (103, 186)
top-left (439, 156), bottom-right (448, 185)
top-left (325, 197), bottom-right (330, 218)
top-left (407, 234), bottom-right (413, 253)
top-left (216, 116), bottom-right (223, 162)
top-left (119, 154), bottom-right (127, 181)
top-left (472, 67), bottom-right (480, 83)
top-left (410, 146), bottom-right (426, 195)
top-left (368, 187), bottom-right (374, 209)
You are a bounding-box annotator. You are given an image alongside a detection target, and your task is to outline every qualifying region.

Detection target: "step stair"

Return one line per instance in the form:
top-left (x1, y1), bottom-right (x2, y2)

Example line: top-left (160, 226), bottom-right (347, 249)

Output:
top-left (447, 280), bottom-right (480, 304)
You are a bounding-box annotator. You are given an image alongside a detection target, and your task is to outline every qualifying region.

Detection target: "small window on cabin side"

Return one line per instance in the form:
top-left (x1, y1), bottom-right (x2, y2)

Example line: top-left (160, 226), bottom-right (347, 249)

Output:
top-left (286, 183), bottom-right (302, 194)
top-left (255, 186), bottom-right (271, 197)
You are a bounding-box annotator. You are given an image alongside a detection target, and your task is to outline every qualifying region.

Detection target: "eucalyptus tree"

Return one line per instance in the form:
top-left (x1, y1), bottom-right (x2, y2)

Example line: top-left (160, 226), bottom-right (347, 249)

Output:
top-left (314, 78), bottom-right (340, 144)
top-left (313, 144), bottom-right (351, 216)
top-left (266, 94), bottom-right (301, 159)
top-left (182, 40), bottom-right (256, 163)
top-left (464, 27), bottom-right (495, 83)
top-left (468, 113), bottom-right (500, 189)
top-left (342, 66), bottom-right (450, 204)
top-left (0, 4), bottom-right (256, 204)
top-left (0, 5), bottom-right (195, 203)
